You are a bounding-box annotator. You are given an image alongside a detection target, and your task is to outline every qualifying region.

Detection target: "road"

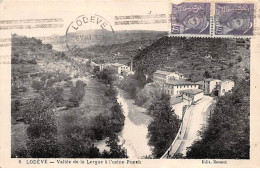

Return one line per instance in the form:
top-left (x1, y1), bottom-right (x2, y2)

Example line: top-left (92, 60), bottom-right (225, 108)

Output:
top-left (168, 96), bottom-right (214, 157)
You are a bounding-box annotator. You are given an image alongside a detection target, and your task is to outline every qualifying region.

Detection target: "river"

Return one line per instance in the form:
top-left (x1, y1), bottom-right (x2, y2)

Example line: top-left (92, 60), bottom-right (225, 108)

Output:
top-left (116, 88), bottom-right (153, 158)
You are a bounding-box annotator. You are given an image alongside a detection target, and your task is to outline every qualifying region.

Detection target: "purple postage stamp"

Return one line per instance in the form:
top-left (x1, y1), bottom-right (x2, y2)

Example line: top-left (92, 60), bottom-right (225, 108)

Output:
top-left (171, 2), bottom-right (211, 35)
top-left (215, 3), bottom-right (254, 36)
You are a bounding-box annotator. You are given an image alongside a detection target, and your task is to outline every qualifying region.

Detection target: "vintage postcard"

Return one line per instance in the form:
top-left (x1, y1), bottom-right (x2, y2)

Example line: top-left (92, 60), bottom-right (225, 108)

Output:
top-left (0, 0), bottom-right (260, 168)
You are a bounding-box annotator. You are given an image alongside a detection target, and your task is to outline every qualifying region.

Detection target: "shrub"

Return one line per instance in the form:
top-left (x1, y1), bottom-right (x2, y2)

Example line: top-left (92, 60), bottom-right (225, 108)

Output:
top-left (238, 56), bottom-right (242, 63)
top-left (64, 80), bottom-right (73, 87)
top-left (11, 86), bottom-right (19, 96)
top-left (12, 147), bottom-right (28, 158)
top-left (66, 80), bottom-right (86, 108)
top-left (101, 133), bottom-right (128, 158)
top-left (27, 137), bottom-right (59, 158)
top-left (19, 86), bottom-right (28, 92)
top-left (31, 80), bottom-right (45, 91)
top-left (46, 79), bottom-right (57, 87)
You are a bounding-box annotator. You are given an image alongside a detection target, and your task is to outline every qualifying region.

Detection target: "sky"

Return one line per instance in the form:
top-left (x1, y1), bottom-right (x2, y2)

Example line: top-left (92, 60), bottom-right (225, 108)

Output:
top-left (0, 0), bottom-right (171, 38)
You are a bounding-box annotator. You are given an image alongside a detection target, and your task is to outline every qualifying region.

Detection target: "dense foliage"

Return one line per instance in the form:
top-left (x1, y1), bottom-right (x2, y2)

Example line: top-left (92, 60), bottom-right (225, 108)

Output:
top-left (66, 80), bottom-right (86, 108)
top-left (148, 94), bottom-right (181, 158)
top-left (186, 79), bottom-right (250, 159)
top-left (134, 37), bottom-right (250, 82)
top-left (101, 132), bottom-right (128, 158)
top-left (135, 83), bottom-right (162, 109)
top-left (96, 67), bottom-right (117, 85)
top-left (25, 97), bottom-right (60, 158)
top-left (92, 67), bottom-right (128, 158)
top-left (116, 71), bottom-right (147, 98)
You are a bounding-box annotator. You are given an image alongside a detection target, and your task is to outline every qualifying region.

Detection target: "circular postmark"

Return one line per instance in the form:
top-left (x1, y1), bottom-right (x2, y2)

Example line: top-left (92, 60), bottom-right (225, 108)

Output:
top-left (66, 14), bottom-right (114, 55)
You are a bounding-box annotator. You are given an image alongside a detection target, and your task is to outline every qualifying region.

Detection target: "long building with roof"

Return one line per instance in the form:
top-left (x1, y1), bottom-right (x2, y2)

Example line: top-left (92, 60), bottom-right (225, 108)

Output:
top-left (153, 70), bottom-right (185, 85)
top-left (163, 80), bottom-right (200, 96)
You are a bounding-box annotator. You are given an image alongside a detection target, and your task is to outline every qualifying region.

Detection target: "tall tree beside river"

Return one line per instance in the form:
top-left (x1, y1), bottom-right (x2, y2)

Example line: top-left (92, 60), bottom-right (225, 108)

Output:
top-left (148, 94), bottom-right (181, 158)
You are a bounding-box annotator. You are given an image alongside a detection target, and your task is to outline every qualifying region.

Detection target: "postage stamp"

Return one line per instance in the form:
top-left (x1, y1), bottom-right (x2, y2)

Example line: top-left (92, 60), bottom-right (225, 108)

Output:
top-left (171, 2), bottom-right (211, 35)
top-left (215, 3), bottom-right (254, 36)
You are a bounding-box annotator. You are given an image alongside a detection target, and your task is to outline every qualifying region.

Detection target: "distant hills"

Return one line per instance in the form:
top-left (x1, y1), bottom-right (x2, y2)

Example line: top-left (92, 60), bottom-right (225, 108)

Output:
top-left (53, 30), bottom-right (167, 62)
top-left (43, 30), bottom-right (167, 53)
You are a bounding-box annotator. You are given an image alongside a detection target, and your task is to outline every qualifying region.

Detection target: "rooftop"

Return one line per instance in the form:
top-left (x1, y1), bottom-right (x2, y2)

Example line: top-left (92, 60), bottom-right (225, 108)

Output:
top-left (174, 71), bottom-right (184, 76)
top-left (204, 78), bottom-right (221, 81)
top-left (170, 95), bottom-right (183, 105)
top-left (221, 79), bottom-right (234, 83)
top-left (154, 70), bottom-right (172, 75)
top-left (109, 63), bottom-right (128, 67)
top-left (166, 79), bottom-right (199, 85)
top-left (180, 89), bottom-right (203, 95)
top-left (154, 70), bottom-right (184, 76)
top-left (196, 80), bottom-right (204, 84)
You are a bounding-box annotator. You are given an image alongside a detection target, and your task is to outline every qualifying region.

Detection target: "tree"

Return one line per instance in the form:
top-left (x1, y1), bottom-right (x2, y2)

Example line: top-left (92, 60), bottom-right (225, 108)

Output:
top-left (27, 136), bottom-right (59, 158)
top-left (203, 71), bottom-right (211, 78)
top-left (92, 113), bottom-right (111, 140)
top-left (110, 103), bottom-right (125, 133)
top-left (135, 83), bottom-right (162, 108)
top-left (96, 67), bottom-right (117, 85)
top-left (64, 80), bottom-right (73, 87)
top-left (186, 79), bottom-right (250, 159)
top-left (11, 86), bottom-right (19, 96)
top-left (42, 87), bottom-right (64, 105)
top-left (46, 79), bottom-right (57, 87)
top-left (92, 102), bottom-right (125, 140)
top-left (66, 80), bottom-right (86, 108)
top-left (19, 86), bottom-right (28, 92)
top-left (25, 96), bottom-right (60, 158)
top-left (133, 71), bottom-right (147, 88)
top-left (148, 94), bottom-right (181, 158)
top-left (46, 44), bottom-right (52, 50)
top-left (237, 56), bottom-right (242, 63)
top-left (59, 125), bottom-right (100, 158)
top-left (32, 80), bottom-right (45, 91)
top-left (101, 132), bottom-right (128, 158)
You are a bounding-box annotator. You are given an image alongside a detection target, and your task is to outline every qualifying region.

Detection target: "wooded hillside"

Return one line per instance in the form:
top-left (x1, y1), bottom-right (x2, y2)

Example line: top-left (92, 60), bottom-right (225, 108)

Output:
top-left (133, 36), bottom-right (250, 82)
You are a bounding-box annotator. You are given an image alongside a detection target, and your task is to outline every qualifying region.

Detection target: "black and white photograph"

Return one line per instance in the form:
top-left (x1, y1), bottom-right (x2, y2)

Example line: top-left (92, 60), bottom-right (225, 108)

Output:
top-left (11, 33), bottom-right (250, 159)
top-left (0, 0), bottom-right (259, 168)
